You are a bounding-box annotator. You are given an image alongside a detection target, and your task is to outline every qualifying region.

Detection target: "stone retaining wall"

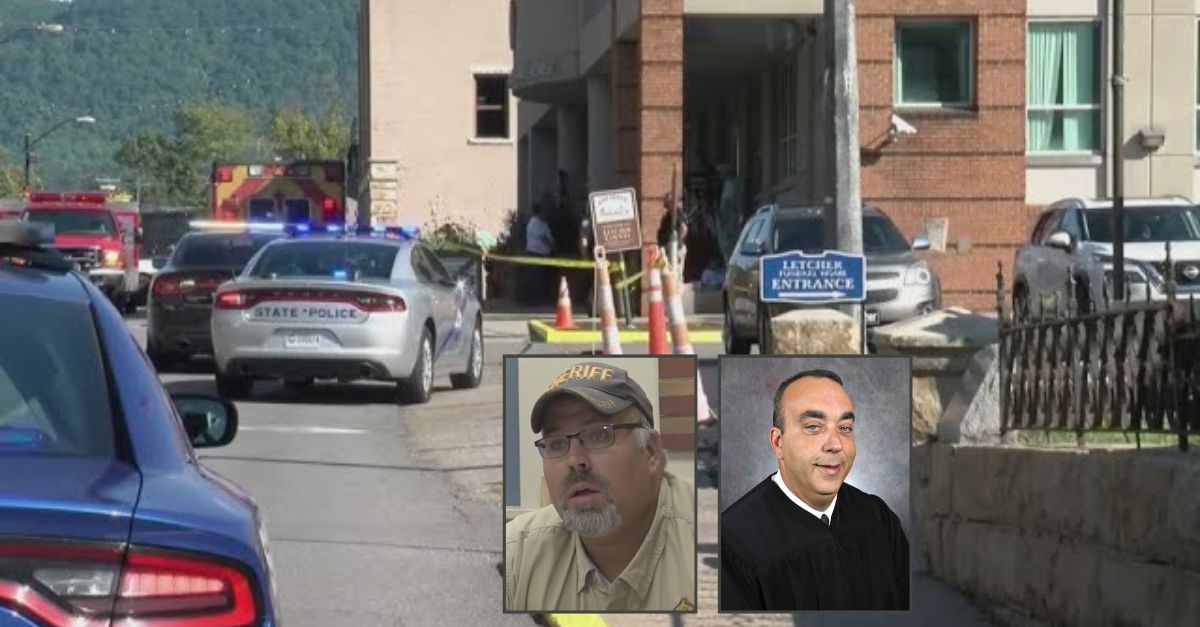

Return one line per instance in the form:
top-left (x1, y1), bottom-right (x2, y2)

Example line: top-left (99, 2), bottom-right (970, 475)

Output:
top-left (913, 443), bottom-right (1200, 627)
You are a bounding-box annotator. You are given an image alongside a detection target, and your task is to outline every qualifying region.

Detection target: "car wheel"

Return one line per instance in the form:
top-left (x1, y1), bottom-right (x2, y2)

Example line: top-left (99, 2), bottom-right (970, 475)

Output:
top-left (757, 306), bottom-right (773, 355)
top-left (215, 372), bottom-right (253, 400)
top-left (399, 328), bottom-right (433, 404)
top-left (723, 303), bottom-right (750, 354)
top-left (450, 322), bottom-right (483, 389)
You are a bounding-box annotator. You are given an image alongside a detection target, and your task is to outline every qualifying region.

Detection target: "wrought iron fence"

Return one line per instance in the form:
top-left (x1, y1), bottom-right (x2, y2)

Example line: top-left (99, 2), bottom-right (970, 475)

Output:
top-left (997, 247), bottom-right (1196, 451)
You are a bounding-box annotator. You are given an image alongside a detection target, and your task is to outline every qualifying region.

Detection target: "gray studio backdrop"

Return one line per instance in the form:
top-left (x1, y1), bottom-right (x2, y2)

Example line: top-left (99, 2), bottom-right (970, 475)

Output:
top-left (718, 356), bottom-right (911, 536)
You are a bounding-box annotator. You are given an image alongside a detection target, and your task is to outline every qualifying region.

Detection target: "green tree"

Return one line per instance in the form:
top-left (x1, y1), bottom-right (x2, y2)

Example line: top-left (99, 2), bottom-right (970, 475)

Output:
top-left (0, 162), bottom-right (25, 199)
top-left (269, 104), bottom-right (351, 161)
top-left (115, 100), bottom-right (259, 207)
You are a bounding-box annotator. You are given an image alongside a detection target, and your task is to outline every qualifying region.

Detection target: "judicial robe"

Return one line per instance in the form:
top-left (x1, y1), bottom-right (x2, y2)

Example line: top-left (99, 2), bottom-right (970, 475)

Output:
top-left (720, 476), bottom-right (909, 611)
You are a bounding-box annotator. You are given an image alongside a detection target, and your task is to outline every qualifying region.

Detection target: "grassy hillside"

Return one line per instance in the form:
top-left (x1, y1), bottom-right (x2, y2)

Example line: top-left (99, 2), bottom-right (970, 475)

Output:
top-left (0, 0), bottom-right (357, 189)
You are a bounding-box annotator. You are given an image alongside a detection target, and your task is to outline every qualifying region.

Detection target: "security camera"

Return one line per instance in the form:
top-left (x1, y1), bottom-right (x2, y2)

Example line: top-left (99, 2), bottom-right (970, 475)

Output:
top-left (889, 113), bottom-right (918, 137)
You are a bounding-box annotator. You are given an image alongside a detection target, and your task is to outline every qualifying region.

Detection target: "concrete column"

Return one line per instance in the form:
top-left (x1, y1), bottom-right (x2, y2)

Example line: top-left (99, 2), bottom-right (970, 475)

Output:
top-left (587, 74), bottom-right (614, 191)
top-left (557, 105), bottom-right (588, 206)
top-left (529, 127), bottom-right (559, 216)
top-left (517, 136), bottom-right (529, 219)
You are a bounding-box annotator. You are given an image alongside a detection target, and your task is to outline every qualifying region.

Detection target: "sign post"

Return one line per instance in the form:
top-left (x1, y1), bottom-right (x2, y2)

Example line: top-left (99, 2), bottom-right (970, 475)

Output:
top-left (760, 250), bottom-right (868, 354)
top-left (589, 188), bottom-right (643, 327)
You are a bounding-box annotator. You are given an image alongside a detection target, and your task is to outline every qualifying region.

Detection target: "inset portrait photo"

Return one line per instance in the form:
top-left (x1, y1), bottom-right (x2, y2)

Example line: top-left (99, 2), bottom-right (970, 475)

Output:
top-left (718, 356), bottom-right (912, 612)
top-left (503, 355), bottom-right (699, 614)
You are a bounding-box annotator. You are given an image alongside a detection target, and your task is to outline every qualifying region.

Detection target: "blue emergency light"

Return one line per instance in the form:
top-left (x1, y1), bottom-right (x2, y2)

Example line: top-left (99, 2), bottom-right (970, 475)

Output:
top-left (189, 220), bottom-right (420, 240)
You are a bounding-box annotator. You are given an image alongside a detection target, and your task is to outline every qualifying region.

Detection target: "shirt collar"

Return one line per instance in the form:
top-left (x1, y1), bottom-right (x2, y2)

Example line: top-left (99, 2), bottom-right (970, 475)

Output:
top-left (573, 473), bottom-right (674, 599)
top-left (772, 471), bottom-right (837, 522)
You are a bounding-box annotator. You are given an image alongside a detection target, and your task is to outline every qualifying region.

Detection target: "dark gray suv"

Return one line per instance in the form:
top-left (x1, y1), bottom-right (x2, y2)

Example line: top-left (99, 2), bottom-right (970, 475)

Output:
top-left (722, 204), bottom-right (941, 354)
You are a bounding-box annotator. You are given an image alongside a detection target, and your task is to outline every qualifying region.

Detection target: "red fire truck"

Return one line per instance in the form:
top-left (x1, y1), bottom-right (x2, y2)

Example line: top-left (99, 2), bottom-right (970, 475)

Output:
top-left (0, 191), bottom-right (143, 312)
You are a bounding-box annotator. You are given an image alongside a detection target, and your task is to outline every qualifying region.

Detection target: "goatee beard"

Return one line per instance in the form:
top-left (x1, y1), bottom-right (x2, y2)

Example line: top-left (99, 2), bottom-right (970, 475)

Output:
top-left (558, 469), bottom-right (621, 537)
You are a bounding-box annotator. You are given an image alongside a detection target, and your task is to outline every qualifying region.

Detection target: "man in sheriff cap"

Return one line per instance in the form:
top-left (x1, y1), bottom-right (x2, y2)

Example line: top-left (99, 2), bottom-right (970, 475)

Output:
top-left (505, 361), bottom-right (696, 612)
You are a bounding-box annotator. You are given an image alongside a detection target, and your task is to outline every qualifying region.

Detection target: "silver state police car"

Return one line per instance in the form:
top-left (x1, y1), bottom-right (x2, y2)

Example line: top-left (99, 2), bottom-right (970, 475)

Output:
top-left (209, 223), bottom-right (483, 404)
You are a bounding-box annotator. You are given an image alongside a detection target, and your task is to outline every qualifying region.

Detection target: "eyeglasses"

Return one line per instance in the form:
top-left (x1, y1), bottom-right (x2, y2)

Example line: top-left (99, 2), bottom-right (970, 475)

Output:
top-left (534, 423), bottom-right (643, 459)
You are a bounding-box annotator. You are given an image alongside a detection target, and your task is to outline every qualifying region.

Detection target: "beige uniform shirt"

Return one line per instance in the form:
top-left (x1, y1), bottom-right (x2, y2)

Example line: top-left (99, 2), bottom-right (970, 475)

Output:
top-left (505, 471), bottom-right (696, 612)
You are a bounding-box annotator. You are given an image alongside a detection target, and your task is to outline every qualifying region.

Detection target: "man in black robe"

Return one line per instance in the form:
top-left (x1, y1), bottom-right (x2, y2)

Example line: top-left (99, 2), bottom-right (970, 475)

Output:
top-left (720, 368), bottom-right (909, 611)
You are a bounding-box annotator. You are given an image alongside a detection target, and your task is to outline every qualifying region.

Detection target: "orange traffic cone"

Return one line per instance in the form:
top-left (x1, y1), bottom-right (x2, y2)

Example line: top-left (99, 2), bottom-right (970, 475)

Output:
top-left (554, 276), bottom-right (576, 330)
top-left (647, 266), bottom-right (668, 354)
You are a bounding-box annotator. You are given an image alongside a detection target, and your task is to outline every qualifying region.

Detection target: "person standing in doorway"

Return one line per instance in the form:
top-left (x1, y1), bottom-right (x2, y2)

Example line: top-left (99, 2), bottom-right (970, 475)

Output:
top-left (525, 202), bottom-right (556, 304)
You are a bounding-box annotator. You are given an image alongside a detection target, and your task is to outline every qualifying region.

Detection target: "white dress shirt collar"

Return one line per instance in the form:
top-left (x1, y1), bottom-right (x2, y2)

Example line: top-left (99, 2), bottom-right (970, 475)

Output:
top-left (771, 471), bottom-right (836, 523)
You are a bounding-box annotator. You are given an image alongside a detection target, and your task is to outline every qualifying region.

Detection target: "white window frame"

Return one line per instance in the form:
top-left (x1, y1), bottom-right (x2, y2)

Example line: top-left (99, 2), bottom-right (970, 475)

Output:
top-left (1026, 19), bottom-right (1102, 156)
top-left (894, 19), bottom-right (975, 109)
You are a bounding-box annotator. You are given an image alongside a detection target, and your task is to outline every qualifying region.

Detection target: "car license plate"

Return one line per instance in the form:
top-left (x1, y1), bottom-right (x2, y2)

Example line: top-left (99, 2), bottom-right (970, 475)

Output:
top-left (865, 311), bottom-right (880, 326)
top-left (285, 333), bottom-right (321, 349)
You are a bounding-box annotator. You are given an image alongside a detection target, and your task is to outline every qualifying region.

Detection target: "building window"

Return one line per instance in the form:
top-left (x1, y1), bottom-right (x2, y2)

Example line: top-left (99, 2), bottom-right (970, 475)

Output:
top-left (474, 74), bottom-right (510, 139)
top-left (774, 57), bottom-right (798, 182)
top-left (1027, 22), bottom-right (1100, 153)
top-left (895, 20), bottom-right (974, 108)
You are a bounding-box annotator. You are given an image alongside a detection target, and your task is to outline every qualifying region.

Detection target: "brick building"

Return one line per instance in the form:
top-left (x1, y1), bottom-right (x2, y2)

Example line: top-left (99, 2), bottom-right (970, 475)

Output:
top-left (354, 0), bottom-right (516, 237)
top-left (510, 0), bottom-right (1200, 310)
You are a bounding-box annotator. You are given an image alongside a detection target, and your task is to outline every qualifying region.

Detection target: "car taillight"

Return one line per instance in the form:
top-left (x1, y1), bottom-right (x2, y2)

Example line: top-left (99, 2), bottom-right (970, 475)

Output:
top-left (113, 551), bottom-right (258, 625)
top-left (152, 275), bottom-right (182, 297)
top-left (0, 539), bottom-right (259, 627)
top-left (355, 293), bottom-right (406, 312)
top-left (215, 290), bottom-right (254, 310)
top-left (216, 167), bottom-right (233, 183)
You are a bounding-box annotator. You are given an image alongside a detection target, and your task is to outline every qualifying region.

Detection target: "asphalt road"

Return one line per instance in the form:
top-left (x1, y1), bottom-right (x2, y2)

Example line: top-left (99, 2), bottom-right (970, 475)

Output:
top-left (125, 311), bottom-right (991, 627)
top-left (126, 313), bottom-right (531, 627)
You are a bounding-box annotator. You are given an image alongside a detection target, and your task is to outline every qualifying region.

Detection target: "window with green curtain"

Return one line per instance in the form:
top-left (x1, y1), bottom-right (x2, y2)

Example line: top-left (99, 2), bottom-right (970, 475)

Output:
top-left (895, 21), bottom-right (973, 106)
top-left (1027, 22), bottom-right (1100, 153)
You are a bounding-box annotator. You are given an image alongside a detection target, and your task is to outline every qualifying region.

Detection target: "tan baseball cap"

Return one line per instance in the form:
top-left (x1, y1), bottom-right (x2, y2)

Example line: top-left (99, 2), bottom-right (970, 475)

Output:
top-left (530, 362), bottom-right (655, 433)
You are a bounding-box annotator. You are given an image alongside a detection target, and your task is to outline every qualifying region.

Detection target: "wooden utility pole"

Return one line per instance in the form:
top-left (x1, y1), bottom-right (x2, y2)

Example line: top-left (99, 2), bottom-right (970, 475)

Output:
top-left (827, 0), bottom-right (865, 351)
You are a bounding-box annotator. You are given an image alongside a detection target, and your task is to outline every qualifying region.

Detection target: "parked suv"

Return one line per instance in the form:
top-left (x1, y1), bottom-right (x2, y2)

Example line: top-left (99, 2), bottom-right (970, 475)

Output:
top-left (722, 204), bottom-right (941, 353)
top-left (1013, 197), bottom-right (1200, 318)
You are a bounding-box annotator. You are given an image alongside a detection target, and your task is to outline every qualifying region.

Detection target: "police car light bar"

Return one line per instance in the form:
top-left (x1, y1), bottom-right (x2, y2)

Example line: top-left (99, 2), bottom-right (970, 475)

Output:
top-left (188, 220), bottom-right (287, 233)
top-left (188, 220), bottom-right (420, 239)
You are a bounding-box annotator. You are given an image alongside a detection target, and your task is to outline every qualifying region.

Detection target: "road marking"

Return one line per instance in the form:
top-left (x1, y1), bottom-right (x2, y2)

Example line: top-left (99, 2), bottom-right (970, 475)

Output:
top-left (240, 426), bottom-right (369, 435)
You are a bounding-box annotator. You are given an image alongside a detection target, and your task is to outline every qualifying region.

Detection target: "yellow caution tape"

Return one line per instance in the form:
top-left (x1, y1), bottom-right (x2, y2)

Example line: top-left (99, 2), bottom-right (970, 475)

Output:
top-left (614, 270), bottom-right (645, 290)
top-left (433, 242), bottom-right (627, 272)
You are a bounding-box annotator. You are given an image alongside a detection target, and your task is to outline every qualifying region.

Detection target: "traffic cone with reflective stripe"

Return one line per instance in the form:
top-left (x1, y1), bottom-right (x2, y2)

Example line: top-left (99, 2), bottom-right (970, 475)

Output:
top-left (595, 248), bottom-right (622, 354)
top-left (554, 276), bottom-right (576, 330)
top-left (660, 257), bottom-right (694, 355)
top-left (647, 266), bottom-right (668, 354)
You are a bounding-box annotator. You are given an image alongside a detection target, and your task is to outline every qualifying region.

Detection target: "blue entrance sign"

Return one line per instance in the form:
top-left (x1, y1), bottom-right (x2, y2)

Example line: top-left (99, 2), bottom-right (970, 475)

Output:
top-left (759, 250), bottom-right (866, 304)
